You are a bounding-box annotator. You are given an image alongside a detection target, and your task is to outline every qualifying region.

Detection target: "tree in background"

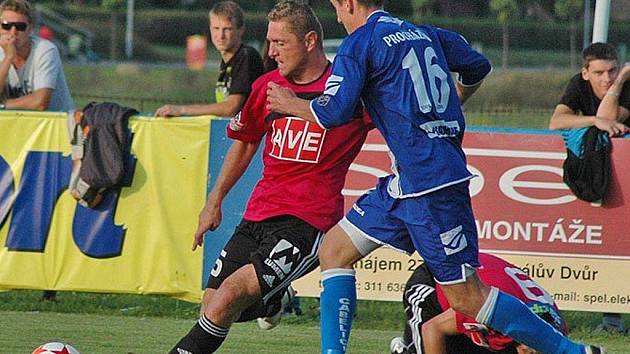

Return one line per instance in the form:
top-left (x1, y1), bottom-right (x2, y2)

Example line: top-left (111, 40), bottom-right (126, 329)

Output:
top-left (101, 0), bottom-right (124, 60)
top-left (554, 0), bottom-right (582, 70)
top-left (490, 0), bottom-right (518, 69)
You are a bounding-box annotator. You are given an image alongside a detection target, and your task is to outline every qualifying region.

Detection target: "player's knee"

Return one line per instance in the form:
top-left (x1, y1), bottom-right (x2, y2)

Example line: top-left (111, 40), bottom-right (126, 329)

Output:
top-left (318, 229), bottom-right (361, 270)
top-left (446, 288), bottom-right (486, 318)
top-left (205, 274), bottom-right (260, 321)
top-left (448, 295), bottom-right (476, 316)
top-left (318, 241), bottom-right (339, 269)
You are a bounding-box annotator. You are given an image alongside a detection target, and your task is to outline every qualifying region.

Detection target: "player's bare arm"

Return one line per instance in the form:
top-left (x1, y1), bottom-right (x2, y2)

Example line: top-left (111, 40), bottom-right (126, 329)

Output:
top-left (192, 139), bottom-right (260, 250)
top-left (266, 81), bottom-right (316, 123)
top-left (455, 80), bottom-right (483, 105)
top-left (155, 94), bottom-right (246, 118)
top-left (597, 63), bottom-right (630, 124)
top-left (5, 87), bottom-right (52, 110)
top-left (421, 309), bottom-right (459, 354)
top-left (549, 103), bottom-right (629, 136)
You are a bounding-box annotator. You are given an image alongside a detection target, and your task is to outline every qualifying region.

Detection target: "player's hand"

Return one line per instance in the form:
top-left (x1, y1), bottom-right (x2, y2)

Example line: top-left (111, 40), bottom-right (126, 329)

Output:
top-left (617, 63), bottom-right (630, 83)
top-left (266, 82), bottom-right (297, 114)
top-left (192, 200), bottom-right (222, 251)
top-left (0, 33), bottom-right (17, 60)
top-left (594, 117), bottom-right (630, 137)
top-left (154, 105), bottom-right (183, 118)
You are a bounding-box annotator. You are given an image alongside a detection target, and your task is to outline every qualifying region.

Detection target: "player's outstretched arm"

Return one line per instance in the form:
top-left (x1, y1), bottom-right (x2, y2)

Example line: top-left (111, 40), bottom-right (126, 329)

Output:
top-left (456, 81), bottom-right (482, 105)
top-left (155, 94), bottom-right (247, 118)
top-left (192, 139), bottom-right (260, 250)
top-left (549, 104), bottom-right (629, 136)
top-left (421, 309), bottom-right (459, 354)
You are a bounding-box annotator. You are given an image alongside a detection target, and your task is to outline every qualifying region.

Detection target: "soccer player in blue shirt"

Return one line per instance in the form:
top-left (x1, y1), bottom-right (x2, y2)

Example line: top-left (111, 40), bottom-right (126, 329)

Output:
top-left (267, 1), bottom-right (605, 354)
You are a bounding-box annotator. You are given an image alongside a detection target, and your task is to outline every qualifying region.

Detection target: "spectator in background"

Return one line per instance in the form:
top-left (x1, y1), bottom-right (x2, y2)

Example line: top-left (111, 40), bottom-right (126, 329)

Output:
top-left (155, 1), bottom-right (263, 118)
top-left (549, 42), bottom-right (630, 334)
top-left (0, 0), bottom-right (74, 112)
top-left (0, 0), bottom-right (74, 302)
top-left (390, 253), bottom-right (569, 354)
top-left (67, 33), bottom-right (83, 60)
top-left (549, 42), bottom-right (630, 135)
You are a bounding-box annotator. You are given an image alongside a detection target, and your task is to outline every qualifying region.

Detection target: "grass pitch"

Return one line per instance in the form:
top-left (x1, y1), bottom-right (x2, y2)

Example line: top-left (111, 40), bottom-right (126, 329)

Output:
top-left (0, 311), bottom-right (399, 353)
top-left (1, 291), bottom-right (629, 353)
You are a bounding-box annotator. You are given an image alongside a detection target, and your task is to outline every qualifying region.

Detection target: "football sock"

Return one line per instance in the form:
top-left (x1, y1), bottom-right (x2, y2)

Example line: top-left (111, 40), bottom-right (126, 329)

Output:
top-left (320, 268), bottom-right (356, 354)
top-left (477, 287), bottom-right (585, 354)
top-left (169, 314), bottom-right (228, 354)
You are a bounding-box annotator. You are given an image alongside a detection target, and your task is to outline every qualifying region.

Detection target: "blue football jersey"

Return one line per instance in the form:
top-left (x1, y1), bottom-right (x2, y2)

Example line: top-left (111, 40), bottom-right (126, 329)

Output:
top-left (311, 11), bottom-right (491, 198)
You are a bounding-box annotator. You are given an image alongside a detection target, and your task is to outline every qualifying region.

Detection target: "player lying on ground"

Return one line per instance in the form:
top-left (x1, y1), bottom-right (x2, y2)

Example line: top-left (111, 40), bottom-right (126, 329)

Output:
top-left (390, 253), bottom-right (568, 354)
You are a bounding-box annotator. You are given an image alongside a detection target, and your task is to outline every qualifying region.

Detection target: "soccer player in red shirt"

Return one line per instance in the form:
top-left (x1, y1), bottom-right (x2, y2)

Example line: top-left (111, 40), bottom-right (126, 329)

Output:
top-left (170, 2), bottom-right (371, 353)
top-left (390, 253), bottom-right (568, 354)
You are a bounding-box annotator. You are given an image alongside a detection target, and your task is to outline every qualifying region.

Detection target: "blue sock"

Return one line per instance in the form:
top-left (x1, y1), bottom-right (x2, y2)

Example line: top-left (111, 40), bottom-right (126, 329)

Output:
top-left (320, 269), bottom-right (356, 354)
top-left (478, 287), bottom-right (585, 354)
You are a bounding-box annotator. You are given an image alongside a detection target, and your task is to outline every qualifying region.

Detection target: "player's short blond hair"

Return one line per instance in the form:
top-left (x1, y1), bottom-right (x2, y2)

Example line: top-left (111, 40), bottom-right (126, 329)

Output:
top-left (209, 1), bottom-right (244, 30)
top-left (268, 0), bottom-right (323, 50)
top-left (331, 0), bottom-right (385, 7)
top-left (0, 0), bottom-right (33, 24)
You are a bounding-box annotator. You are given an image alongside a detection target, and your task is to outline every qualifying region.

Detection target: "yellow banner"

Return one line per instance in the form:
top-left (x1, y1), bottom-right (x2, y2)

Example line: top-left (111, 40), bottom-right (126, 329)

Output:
top-left (0, 111), bottom-right (211, 302)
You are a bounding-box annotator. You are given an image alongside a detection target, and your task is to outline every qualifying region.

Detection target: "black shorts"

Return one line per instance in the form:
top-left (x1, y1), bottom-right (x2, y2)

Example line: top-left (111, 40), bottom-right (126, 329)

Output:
top-left (206, 215), bottom-right (323, 304)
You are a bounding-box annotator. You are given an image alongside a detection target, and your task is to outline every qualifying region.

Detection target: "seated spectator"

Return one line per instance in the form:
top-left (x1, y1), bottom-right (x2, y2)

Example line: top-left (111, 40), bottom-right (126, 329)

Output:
top-left (0, 0), bottom-right (74, 111)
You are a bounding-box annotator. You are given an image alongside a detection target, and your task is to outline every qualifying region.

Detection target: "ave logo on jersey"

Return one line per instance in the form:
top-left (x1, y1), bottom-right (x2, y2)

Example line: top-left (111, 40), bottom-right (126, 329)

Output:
top-left (270, 117), bottom-right (326, 163)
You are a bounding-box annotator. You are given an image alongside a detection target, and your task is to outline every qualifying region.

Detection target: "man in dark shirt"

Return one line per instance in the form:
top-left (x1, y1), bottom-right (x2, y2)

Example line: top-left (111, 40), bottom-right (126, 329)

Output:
top-left (155, 1), bottom-right (263, 118)
top-left (549, 42), bottom-right (629, 334)
top-left (549, 42), bottom-right (630, 137)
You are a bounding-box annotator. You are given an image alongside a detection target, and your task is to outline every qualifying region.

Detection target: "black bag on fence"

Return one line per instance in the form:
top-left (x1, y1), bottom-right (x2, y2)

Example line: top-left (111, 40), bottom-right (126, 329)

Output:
top-left (67, 102), bottom-right (138, 208)
top-left (562, 126), bottom-right (611, 202)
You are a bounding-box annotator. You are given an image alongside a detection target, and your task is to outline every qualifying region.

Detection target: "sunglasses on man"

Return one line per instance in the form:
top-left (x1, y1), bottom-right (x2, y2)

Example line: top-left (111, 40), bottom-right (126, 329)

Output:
top-left (1, 21), bottom-right (28, 31)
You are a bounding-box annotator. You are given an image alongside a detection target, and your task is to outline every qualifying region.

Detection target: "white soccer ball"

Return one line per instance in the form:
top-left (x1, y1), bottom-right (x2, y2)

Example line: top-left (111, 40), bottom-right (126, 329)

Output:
top-left (32, 342), bottom-right (81, 354)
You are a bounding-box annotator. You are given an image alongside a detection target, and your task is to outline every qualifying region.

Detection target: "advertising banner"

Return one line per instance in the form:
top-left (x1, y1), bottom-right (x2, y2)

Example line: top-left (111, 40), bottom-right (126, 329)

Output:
top-left (0, 112), bottom-right (211, 302)
top-left (3, 112), bottom-right (629, 312)
top-left (293, 129), bottom-right (630, 313)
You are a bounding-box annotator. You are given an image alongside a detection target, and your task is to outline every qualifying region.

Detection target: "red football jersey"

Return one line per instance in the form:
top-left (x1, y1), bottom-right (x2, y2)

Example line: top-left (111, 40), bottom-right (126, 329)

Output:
top-left (436, 253), bottom-right (567, 350)
top-left (227, 65), bottom-right (371, 231)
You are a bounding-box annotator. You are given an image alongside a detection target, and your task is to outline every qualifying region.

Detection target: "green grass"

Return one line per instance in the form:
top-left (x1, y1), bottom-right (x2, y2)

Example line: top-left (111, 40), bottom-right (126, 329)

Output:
top-left (63, 64), bottom-right (575, 119)
top-left (1, 291), bottom-right (630, 353)
top-left (480, 47), bottom-right (580, 68)
top-left (65, 64), bottom-right (218, 113)
top-left (0, 311), bottom-right (400, 353)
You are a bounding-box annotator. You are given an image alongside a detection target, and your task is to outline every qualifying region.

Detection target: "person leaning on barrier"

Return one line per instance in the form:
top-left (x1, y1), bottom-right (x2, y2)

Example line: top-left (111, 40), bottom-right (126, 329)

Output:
top-left (549, 42), bottom-right (630, 335)
top-left (0, 0), bottom-right (74, 111)
top-left (154, 1), bottom-right (263, 118)
top-left (549, 42), bottom-right (630, 137)
top-left (0, 0), bottom-right (75, 302)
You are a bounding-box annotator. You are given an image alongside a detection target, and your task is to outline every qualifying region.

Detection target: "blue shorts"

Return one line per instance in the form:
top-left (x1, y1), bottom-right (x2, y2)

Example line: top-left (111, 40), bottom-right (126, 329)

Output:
top-left (345, 178), bottom-right (480, 284)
